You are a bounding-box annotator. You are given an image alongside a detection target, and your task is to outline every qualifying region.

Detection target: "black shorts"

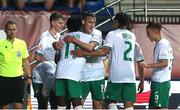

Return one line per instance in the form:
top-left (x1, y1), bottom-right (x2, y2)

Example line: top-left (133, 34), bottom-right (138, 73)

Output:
top-left (0, 75), bottom-right (25, 106)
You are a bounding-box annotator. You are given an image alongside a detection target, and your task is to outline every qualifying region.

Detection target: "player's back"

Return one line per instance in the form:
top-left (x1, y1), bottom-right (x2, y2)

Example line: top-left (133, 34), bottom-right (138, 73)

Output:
top-left (56, 31), bottom-right (93, 81)
top-left (60, 32), bottom-right (91, 60)
top-left (106, 29), bottom-right (136, 83)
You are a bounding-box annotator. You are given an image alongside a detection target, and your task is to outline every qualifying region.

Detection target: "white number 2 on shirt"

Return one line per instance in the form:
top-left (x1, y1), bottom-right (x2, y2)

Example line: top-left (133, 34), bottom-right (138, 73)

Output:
top-left (124, 41), bottom-right (132, 61)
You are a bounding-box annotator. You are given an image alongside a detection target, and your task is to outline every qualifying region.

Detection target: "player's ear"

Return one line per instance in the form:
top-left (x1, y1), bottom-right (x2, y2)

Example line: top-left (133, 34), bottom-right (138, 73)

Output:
top-left (82, 19), bottom-right (85, 25)
top-left (51, 21), bottom-right (55, 26)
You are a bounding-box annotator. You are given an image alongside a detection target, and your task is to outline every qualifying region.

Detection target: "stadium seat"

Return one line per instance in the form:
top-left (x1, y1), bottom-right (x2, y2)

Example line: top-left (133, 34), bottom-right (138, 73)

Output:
top-left (84, 0), bottom-right (105, 12)
top-left (0, 6), bottom-right (15, 10)
top-left (53, 1), bottom-right (81, 14)
top-left (83, 0), bottom-right (114, 16)
top-left (53, 6), bottom-right (80, 14)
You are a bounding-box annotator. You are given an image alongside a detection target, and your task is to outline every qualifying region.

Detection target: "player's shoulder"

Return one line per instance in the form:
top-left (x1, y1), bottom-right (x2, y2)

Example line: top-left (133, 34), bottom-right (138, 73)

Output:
top-left (123, 29), bottom-right (135, 36)
top-left (40, 30), bottom-right (49, 38)
top-left (38, 31), bottom-right (51, 42)
top-left (78, 31), bottom-right (91, 37)
top-left (107, 29), bottom-right (128, 36)
top-left (64, 31), bottom-right (81, 36)
top-left (158, 38), bottom-right (170, 46)
top-left (74, 31), bottom-right (83, 35)
top-left (107, 29), bottom-right (116, 36)
top-left (108, 28), bottom-right (129, 34)
top-left (15, 38), bottom-right (26, 44)
top-left (93, 28), bottom-right (102, 34)
top-left (160, 38), bottom-right (169, 43)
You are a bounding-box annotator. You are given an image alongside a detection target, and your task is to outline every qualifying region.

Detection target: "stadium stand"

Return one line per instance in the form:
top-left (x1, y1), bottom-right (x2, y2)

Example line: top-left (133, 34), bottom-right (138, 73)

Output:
top-left (84, 0), bottom-right (104, 11)
top-left (0, 0), bottom-right (114, 14)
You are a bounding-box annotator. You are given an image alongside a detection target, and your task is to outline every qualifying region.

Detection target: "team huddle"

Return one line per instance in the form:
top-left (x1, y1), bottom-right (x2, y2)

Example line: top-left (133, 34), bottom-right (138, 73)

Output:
top-left (0, 11), bottom-right (174, 109)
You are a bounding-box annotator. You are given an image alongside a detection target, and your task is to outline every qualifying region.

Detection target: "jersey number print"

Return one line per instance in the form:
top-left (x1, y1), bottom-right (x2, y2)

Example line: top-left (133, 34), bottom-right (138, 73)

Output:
top-left (122, 33), bottom-right (133, 61)
top-left (65, 35), bottom-right (80, 58)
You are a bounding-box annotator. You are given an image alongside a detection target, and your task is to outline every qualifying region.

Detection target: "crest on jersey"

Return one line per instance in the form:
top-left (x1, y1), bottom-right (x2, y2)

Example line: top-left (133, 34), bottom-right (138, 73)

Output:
top-left (16, 51), bottom-right (22, 58)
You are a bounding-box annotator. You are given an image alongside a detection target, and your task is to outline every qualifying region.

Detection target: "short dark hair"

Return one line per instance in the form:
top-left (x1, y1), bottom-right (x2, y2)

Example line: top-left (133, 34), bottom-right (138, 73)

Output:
top-left (67, 15), bottom-right (82, 32)
top-left (5, 20), bottom-right (16, 29)
top-left (81, 12), bottom-right (96, 20)
top-left (146, 21), bottom-right (162, 30)
top-left (114, 12), bottom-right (132, 30)
top-left (50, 12), bottom-right (64, 22)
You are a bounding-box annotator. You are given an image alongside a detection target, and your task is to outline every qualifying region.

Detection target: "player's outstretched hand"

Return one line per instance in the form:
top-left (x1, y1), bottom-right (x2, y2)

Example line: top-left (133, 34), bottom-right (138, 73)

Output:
top-left (24, 76), bottom-right (32, 86)
top-left (52, 40), bottom-right (64, 50)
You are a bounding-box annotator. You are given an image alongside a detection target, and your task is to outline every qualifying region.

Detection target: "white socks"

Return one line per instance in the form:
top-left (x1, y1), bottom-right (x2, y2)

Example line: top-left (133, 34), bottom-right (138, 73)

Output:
top-left (57, 106), bottom-right (66, 110)
top-left (108, 103), bottom-right (118, 110)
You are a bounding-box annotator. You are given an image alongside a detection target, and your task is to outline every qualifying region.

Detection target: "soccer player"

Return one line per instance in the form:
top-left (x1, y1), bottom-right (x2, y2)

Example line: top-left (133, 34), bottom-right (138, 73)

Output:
top-left (72, 12), bottom-right (144, 109)
top-left (33, 12), bottom-right (65, 109)
top-left (55, 14), bottom-right (98, 109)
top-left (34, 12), bottom-right (64, 62)
top-left (63, 12), bottom-right (105, 109)
top-left (32, 61), bottom-right (57, 109)
top-left (81, 29), bottom-right (106, 109)
top-left (142, 21), bottom-right (174, 109)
